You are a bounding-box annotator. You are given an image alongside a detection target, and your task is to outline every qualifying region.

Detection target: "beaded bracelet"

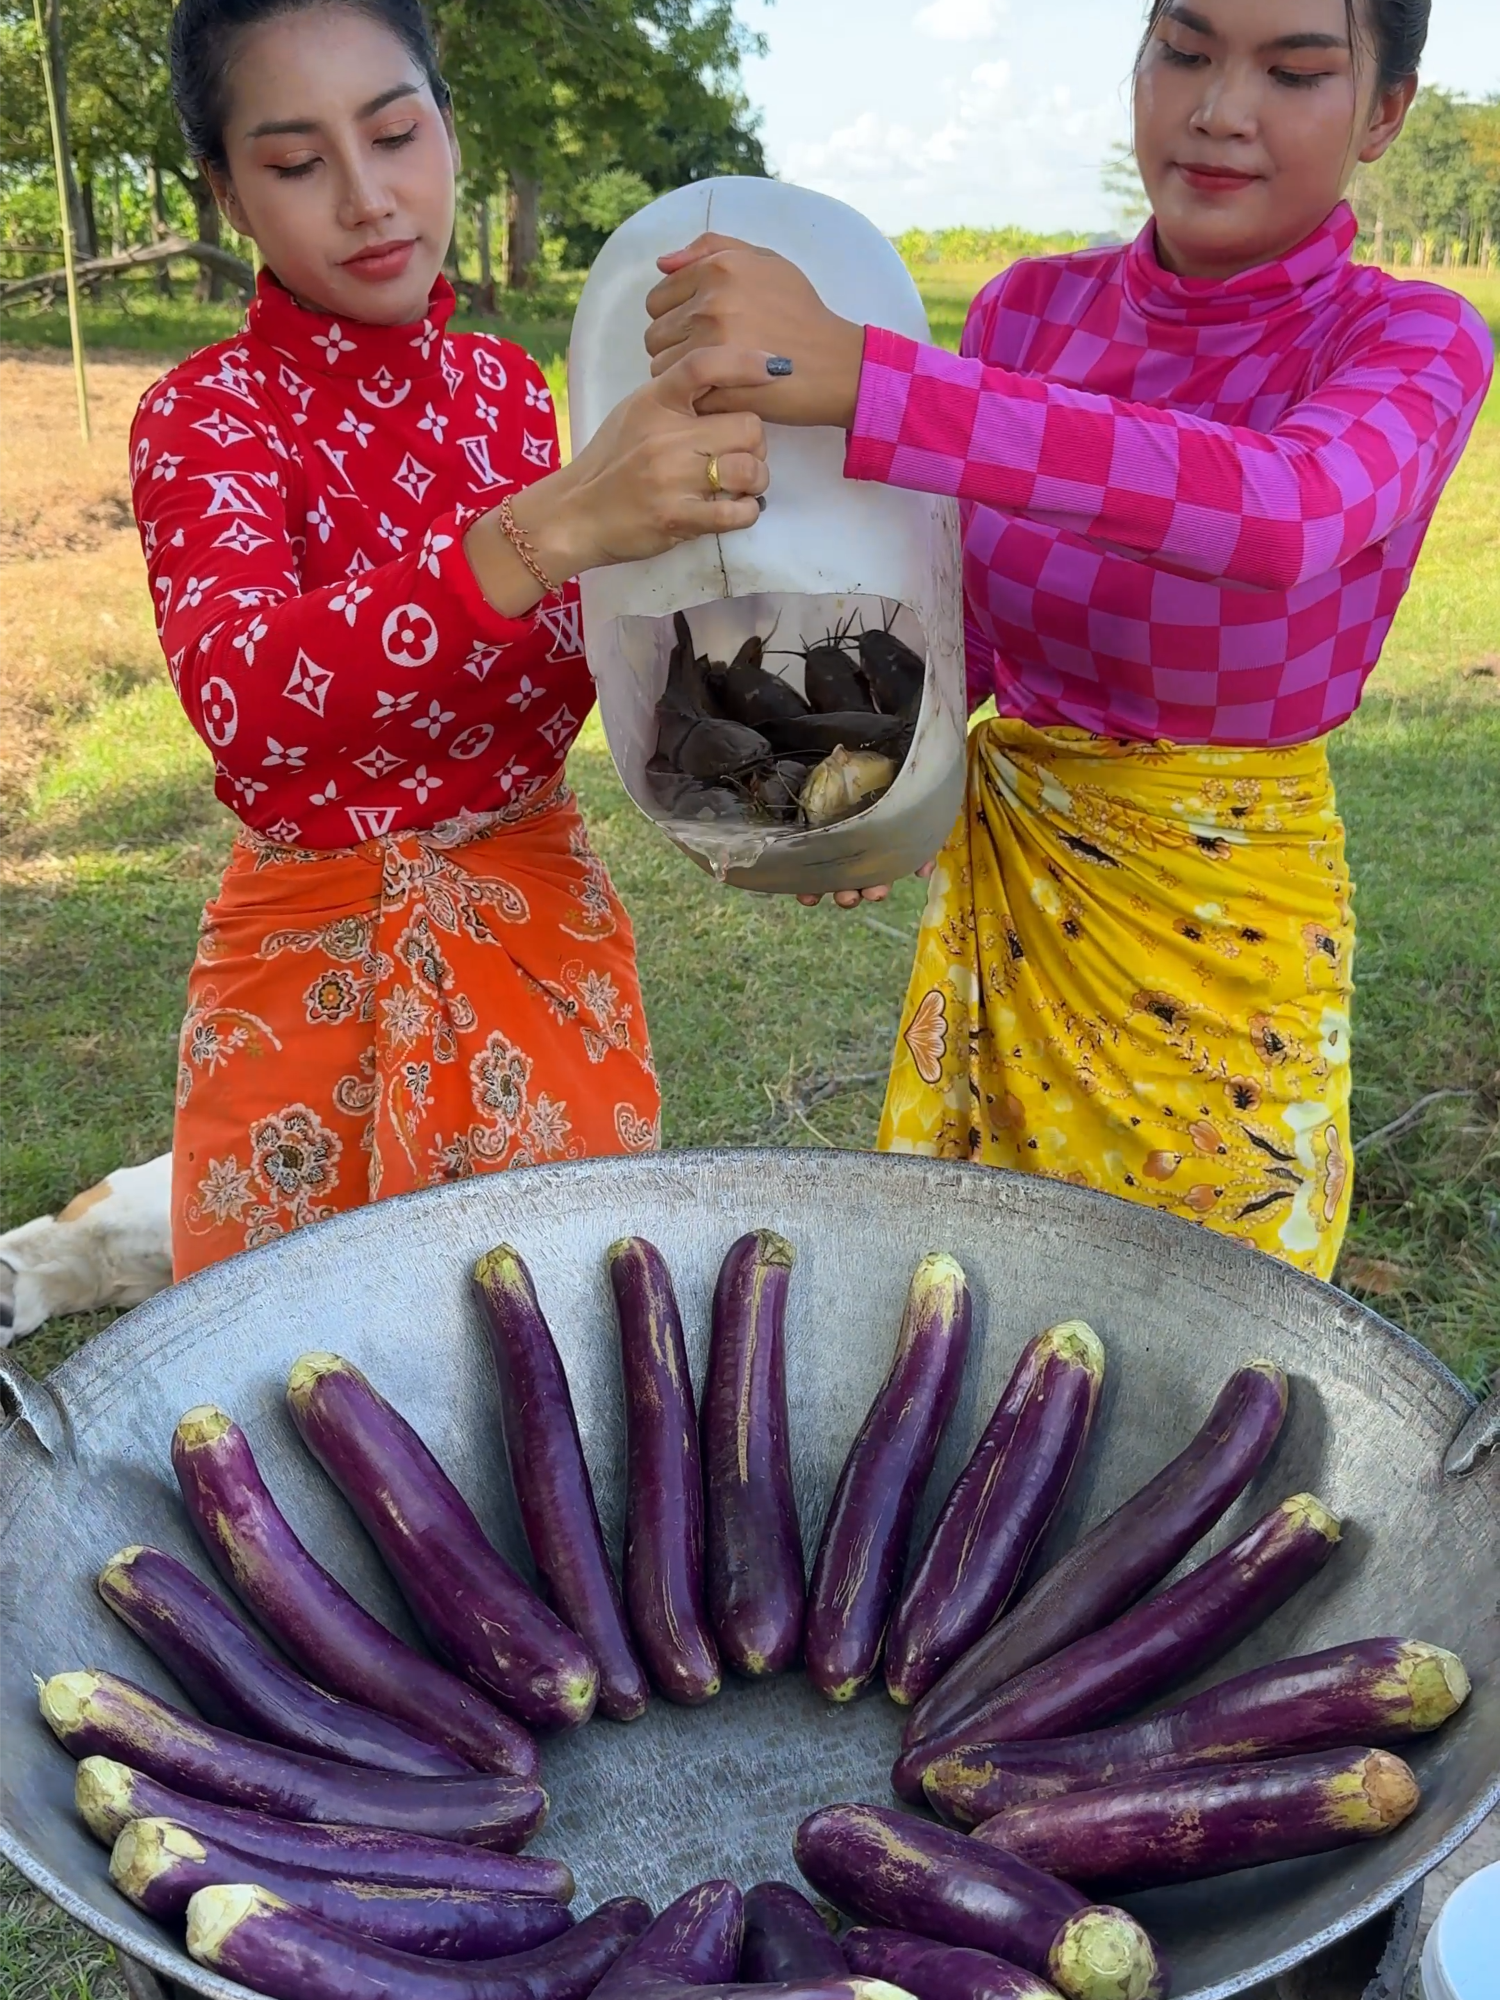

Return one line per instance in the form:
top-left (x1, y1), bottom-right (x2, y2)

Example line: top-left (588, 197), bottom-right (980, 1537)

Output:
top-left (497, 495), bottom-right (559, 595)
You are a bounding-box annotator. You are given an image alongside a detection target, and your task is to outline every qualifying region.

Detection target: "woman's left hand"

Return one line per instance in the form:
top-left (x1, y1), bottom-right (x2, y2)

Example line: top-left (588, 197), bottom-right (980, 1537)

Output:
top-left (645, 233), bottom-right (866, 428)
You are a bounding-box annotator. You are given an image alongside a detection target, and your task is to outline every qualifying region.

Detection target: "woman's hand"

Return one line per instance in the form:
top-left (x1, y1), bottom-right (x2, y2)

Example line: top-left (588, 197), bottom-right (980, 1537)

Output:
top-left (645, 234), bottom-right (866, 428)
top-left (465, 346), bottom-right (774, 615)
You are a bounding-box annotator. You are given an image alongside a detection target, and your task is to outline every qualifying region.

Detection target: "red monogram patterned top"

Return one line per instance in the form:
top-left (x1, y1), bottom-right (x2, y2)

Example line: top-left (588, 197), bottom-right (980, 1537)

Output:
top-left (130, 272), bottom-right (591, 847)
top-left (845, 205), bottom-right (1492, 745)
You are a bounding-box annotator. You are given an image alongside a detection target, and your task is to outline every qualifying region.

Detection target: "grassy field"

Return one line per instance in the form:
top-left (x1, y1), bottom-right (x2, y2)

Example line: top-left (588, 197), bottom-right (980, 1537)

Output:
top-left (0, 265), bottom-right (1496, 1993)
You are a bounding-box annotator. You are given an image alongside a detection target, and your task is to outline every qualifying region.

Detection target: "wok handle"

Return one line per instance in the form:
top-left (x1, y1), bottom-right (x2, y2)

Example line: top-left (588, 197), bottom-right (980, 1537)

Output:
top-left (0, 1348), bottom-right (74, 1462)
top-left (1444, 1382), bottom-right (1499, 1478)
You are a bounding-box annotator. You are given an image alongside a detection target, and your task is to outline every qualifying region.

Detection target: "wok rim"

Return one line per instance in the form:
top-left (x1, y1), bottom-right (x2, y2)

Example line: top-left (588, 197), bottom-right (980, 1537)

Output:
top-left (1, 1150), bottom-right (1492, 2000)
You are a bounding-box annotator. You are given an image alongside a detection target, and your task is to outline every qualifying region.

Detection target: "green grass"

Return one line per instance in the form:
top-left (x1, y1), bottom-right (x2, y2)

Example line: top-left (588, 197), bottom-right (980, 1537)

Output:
top-left (1331, 696), bottom-right (1500, 1387)
top-left (0, 252), bottom-right (1496, 2000)
top-left (0, 1862), bottom-right (125, 2000)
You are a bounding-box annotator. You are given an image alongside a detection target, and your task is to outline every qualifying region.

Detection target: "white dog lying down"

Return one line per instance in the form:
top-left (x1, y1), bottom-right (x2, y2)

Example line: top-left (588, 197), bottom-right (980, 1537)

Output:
top-left (0, 1154), bottom-right (174, 1344)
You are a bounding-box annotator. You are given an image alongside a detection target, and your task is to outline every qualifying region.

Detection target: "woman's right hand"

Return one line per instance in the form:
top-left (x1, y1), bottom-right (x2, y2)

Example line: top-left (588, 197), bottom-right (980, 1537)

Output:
top-left (557, 345), bottom-right (776, 566)
top-left (467, 347), bottom-right (774, 617)
top-left (478, 348), bottom-right (776, 604)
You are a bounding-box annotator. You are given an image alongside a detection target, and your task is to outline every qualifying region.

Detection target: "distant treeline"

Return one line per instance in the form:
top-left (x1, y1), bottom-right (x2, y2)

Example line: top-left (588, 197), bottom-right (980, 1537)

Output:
top-left (898, 88), bottom-right (1500, 279)
top-left (894, 225), bottom-right (1096, 269)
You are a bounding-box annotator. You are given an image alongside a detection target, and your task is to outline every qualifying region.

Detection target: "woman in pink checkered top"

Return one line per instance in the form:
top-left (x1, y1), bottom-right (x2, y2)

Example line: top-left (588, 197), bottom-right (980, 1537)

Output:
top-left (645, 0), bottom-right (1491, 1279)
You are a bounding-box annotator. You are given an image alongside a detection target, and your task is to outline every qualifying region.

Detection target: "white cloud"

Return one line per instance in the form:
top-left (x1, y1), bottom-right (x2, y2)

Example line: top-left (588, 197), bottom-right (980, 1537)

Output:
top-left (779, 59), bottom-right (1121, 233)
top-left (912, 0), bottom-right (1003, 40)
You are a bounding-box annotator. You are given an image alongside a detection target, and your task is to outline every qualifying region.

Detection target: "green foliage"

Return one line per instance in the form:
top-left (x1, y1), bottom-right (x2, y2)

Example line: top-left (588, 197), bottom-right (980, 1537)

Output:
top-left (894, 224), bottom-right (1093, 271)
top-left (1353, 88), bottom-right (1500, 265)
top-left (433, 0), bottom-right (765, 270)
top-left (0, 0), bottom-right (764, 290)
top-left (0, 11), bottom-right (47, 167)
top-left (573, 168), bottom-right (656, 234)
top-left (550, 166), bottom-right (657, 267)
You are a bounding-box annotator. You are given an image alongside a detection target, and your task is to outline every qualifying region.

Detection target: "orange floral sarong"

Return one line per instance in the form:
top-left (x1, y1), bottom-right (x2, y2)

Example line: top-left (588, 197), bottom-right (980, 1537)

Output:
top-left (172, 785), bottom-right (658, 1278)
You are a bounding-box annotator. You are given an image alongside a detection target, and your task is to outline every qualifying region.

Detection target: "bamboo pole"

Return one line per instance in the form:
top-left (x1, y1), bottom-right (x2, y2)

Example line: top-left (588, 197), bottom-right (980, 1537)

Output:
top-left (32, 0), bottom-right (89, 442)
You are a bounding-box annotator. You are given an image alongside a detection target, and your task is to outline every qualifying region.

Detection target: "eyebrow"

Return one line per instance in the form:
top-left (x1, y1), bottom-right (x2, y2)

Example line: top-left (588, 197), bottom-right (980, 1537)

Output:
top-left (245, 82), bottom-right (420, 140)
top-left (1160, 5), bottom-right (1349, 51)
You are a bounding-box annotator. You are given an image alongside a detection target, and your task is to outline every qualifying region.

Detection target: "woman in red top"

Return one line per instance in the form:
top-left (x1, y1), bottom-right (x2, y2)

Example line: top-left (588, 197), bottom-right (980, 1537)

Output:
top-left (645, 0), bottom-right (1491, 1276)
top-left (135, 0), bottom-right (776, 1274)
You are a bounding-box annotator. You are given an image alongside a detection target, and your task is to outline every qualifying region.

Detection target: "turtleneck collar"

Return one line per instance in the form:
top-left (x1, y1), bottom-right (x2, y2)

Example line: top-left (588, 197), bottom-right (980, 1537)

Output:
top-left (1123, 201), bottom-right (1357, 327)
top-left (246, 269), bottom-right (458, 381)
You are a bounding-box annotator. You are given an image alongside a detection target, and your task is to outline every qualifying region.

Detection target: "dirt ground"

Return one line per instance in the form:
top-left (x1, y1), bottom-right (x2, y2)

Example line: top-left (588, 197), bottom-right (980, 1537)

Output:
top-left (0, 347), bottom-right (170, 824)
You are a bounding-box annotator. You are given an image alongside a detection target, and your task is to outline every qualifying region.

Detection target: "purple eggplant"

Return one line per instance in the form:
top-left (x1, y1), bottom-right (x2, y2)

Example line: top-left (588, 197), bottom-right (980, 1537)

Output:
top-left (40, 1672), bottom-right (546, 1848)
top-left (186, 1885), bottom-right (651, 2000)
top-left (589, 1880), bottom-right (889, 1999)
top-left (805, 1254), bottom-right (972, 1703)
top-left (923, 1637), bottom-right (1469, 1825)
top-left (974, 1747), bottom-right (1421, 1890)
top-left (75, 1758), bottom-right (574, 1900)
top-left (702, 1233), bottom-right (806, 1680)
top-left (841, 1928), bottom-right (1061, 2000)
top-left (474, 1246), bottom-right (649, 1724)
top-left (172, 1406), bottom-right (537, 1779)
top-left (740, 1882), bottom-right (846, 1980)
top-left (592, 1880), bottom-right (743, 1994)
top-left (905, 1361), bottom-right (1289, 1751)
top-left (110, 1816), bottom-right (571, 1959)
top-left (795, 1805), bottom-right (1164, 2000)
top-left (897, 1491), bottom-right (1339, 1797)
top-left (609, 1240), bottom-right (721, 1706)
top-left (97, 1545), bottom-right (469, 1776)
top-left (885, 1321), bottom-right (1105, 1708)
top-left (598, 1984), bottom-right (901, 1999)
top-left (286, 1354), bottom-right (599, 1734)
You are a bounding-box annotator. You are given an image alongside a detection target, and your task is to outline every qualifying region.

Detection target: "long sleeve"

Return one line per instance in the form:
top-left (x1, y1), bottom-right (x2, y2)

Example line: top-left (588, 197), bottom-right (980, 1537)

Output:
top-left (963, 604), bottom-right (998, 715)
top-left (129, 373), bottom-right (567, 838)
top-left (845, 293), bottom-right (1492, 597)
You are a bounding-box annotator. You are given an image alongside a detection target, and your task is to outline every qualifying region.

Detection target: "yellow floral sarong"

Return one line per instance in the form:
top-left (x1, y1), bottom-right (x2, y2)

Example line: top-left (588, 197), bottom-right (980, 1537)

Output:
top-left (878, 719), bottom-right (1354, 1278)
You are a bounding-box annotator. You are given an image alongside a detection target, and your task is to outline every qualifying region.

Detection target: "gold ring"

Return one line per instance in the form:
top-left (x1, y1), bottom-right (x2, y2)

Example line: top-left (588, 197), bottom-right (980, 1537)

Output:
top-left (706, 455), bottom-right (723, 495)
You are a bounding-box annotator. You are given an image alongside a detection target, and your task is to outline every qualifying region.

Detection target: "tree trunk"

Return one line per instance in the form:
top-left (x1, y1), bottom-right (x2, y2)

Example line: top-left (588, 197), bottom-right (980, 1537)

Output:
top-left (506, 173), bottom-right (540, 292)
top-left (150, 162), bottom-right (172, 295)
top-left (109, 158), bottom-right (123, 256)
top-left (78, 172), bottom-right (98, 259)
top-left (189, 168), bottom-right (223, 301)
top-left (475, 196), bottom-right (494, 313)
top-left (0, 238), bottom-right (256, 308)
top-left (79, 170), bottom-right (102, 298)
top-left (40, 0), bottom-right (89, 265)
top-left (1372, 209), bottom-right (1384, 265)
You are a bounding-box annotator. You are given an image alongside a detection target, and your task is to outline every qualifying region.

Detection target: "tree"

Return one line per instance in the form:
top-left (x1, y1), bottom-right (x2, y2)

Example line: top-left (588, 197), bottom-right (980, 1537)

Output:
top-left (434, 0), bottom-right (765, 285)
top-left (1, 0), bottom-right (232, 295)
top-left (1456, 96), bottom-right (1500, 259)
top-left (1352, 87), bottom-right (1492, 265)
top-left (1, 0), bottom-right (767, 298)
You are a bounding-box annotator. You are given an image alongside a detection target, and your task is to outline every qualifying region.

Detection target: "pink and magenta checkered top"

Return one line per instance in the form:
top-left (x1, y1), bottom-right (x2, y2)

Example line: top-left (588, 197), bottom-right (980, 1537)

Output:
top-left (844, 203), bottom-right (1492, 746)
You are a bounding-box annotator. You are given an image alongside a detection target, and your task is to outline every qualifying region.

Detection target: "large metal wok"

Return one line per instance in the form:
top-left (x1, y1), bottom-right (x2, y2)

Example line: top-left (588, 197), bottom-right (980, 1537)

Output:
top-left (2, 1153), bottom-right (1495, 2000)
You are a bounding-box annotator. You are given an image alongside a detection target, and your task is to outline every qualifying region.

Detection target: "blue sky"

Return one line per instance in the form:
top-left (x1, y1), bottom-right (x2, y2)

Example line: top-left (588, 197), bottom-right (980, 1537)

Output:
top-left (735, 0), bottom-right (1500, 233)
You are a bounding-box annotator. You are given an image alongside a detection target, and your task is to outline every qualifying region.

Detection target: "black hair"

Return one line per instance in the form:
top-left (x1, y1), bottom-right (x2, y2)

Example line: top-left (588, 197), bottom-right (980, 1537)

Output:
top-left (1136, 0), bottom-right (1429, 94)
top-left (170, 0), bottom-right (452, 169)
